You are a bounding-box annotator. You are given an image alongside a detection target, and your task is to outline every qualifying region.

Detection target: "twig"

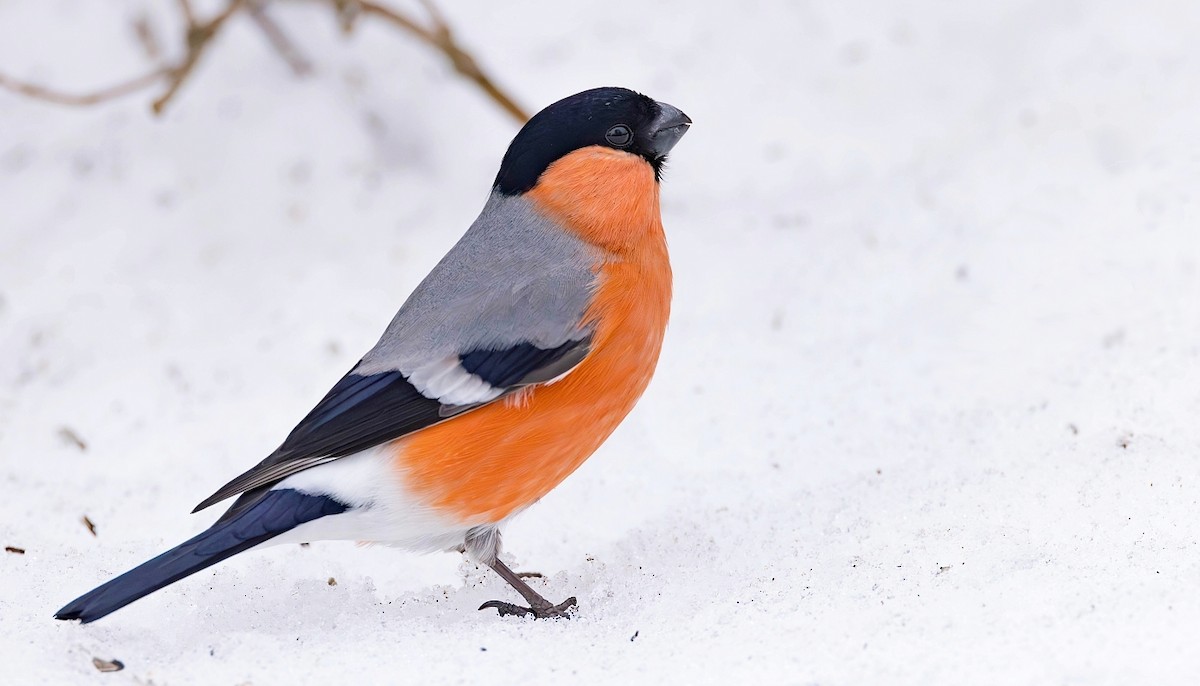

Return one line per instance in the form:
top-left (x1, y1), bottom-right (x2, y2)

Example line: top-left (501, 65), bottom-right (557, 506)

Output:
top-left (0, 0), bottom-right (246, 113)
top-left (153, 0), bottom-right (249, 114)
top-left (347, 0), bottom-right (529, 122)
top-left (132, 15), bottom-right (163, 60)
top-left (0, 68), bottom-right (168, 107)
top-left (0, 0), bottom-right (526, 123)
top-left (176, 0), bottom-right (197, 26)
top-left (248, 1), bottom-right (313, 76)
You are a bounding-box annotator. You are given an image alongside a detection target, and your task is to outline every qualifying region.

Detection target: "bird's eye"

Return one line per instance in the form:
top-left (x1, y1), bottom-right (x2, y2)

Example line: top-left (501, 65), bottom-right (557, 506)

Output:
top-left (605, 124), bottom-right (633, 147)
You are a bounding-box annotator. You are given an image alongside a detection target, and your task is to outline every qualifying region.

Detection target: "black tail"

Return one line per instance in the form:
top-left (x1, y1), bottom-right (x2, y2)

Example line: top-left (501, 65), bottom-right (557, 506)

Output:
top-left (55, 489), bottom-right (347, 623)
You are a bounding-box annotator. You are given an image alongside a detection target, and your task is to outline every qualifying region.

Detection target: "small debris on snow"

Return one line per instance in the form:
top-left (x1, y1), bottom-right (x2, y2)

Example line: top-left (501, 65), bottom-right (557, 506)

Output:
top-left (91, 658), bottom-right (124, 673)
top-left (5, 546), bottom-right (25, 555)
top-left (57, 427), bottom-right (87, 451)
top-left (81, 515), bottom-right (97, 537)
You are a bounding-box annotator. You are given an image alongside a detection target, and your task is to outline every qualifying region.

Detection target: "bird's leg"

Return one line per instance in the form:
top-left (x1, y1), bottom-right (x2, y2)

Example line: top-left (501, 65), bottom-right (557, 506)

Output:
top-left (478, 557), bottom-right (576, 619)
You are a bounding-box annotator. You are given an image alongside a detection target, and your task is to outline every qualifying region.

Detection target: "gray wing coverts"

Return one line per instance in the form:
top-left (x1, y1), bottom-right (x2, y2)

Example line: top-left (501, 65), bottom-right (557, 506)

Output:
top-left (358, 193), bottom-right (599, 375)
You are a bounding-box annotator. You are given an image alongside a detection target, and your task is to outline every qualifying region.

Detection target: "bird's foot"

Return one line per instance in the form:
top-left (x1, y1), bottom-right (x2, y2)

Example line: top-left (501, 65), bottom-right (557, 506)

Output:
top-left (479, 596), bottom-right (577, 619)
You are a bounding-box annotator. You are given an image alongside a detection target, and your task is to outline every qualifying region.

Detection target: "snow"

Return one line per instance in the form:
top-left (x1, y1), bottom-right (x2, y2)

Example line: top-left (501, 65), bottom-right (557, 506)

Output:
top-left (2, 0), bottom-right (1199, 683)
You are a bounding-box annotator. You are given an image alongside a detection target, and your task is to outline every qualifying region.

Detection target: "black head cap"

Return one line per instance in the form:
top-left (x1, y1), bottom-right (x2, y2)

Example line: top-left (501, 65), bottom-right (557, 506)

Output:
top-left (493, 87), bottom-right (691, 196)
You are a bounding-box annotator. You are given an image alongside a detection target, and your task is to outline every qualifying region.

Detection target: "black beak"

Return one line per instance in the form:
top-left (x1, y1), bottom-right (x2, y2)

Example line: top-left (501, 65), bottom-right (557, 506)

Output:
top-left (649, 101), bottom-right (692, 157)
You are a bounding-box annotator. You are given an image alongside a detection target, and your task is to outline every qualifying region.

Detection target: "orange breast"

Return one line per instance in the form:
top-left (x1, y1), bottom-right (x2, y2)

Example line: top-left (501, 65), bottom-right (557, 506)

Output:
top-left (395, 146), bottom-right (672, 523)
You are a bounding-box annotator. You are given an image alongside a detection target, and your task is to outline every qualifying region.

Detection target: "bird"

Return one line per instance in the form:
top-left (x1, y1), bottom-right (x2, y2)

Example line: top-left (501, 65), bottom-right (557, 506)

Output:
top-left (55, 86), bottom-right (691, 624)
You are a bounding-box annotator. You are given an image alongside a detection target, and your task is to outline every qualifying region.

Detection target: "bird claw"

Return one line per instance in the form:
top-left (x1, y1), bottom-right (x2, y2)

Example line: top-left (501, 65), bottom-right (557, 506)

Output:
top-left (478, 596), bottom-right (577, 619)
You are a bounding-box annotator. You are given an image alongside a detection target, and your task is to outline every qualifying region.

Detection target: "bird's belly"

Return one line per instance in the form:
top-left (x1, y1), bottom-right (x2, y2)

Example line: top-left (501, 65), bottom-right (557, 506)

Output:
top-left (393, 342), bottom-right (659, 524)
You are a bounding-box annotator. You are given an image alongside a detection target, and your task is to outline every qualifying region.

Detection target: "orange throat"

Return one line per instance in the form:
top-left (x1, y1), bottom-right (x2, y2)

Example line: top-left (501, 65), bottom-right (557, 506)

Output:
top-left (395, 147), bottom-right (673, 524)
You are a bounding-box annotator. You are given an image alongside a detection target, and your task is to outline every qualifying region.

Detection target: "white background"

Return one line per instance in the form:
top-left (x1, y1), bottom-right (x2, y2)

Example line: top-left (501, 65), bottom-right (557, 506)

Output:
top-left (2, 0), bottom-right (1198, 683)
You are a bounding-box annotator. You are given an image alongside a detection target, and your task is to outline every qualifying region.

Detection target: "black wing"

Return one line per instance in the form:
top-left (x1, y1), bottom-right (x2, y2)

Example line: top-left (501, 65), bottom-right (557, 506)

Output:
top-left (193, 336), bottom-right (591, 515)
top-left (460, 340), bottom-right (590, 387)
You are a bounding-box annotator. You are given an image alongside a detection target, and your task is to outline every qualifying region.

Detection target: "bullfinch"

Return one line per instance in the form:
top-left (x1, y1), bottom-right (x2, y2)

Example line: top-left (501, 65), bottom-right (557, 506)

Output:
top-left (55, 86), bottom-right (690, 623)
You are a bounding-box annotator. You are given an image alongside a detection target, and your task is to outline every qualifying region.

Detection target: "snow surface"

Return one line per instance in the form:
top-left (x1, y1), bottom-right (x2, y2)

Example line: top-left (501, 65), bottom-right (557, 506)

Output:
top-left (2, 0), bottom-right (1200, 683)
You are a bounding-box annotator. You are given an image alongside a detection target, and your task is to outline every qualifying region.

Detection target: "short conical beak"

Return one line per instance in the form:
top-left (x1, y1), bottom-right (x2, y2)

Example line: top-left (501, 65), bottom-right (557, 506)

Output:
top-left (649, 101), bottom-right (692, 157)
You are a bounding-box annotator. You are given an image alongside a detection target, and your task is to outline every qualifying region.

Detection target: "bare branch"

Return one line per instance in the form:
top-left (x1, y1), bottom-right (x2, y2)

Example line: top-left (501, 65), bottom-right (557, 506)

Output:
top-left (331, 0), bottom-right (356, 34)
top-left (176, 0), bottom-right (197, 26)
top-left (248, 1), bottom-right (313, 76)
top-left (351, 0), bottom-right (529, 123)
top-left (132, 15), bottom-right (163, 60)
top-left (0, 68), bottom-right (168, 107)
top-left (152, 0), bottom-right (249, 115)
top-left (414, 0), bottom-right (447, 28)
top-left (0, 0), bottom-right (249, 113)
top-left (0, 0), bottom-right (527, 124)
